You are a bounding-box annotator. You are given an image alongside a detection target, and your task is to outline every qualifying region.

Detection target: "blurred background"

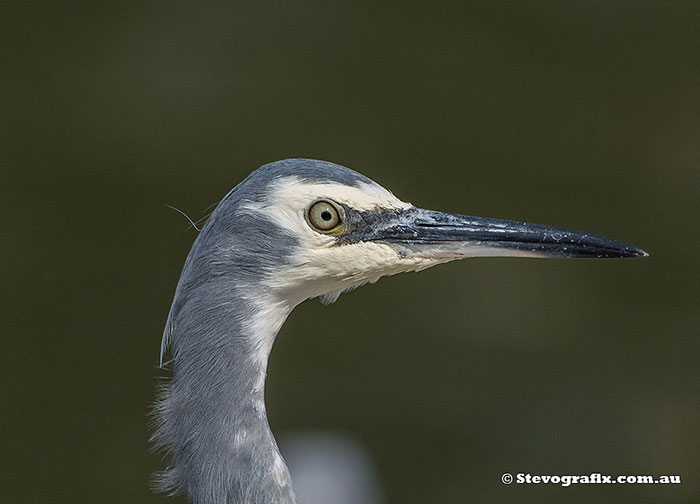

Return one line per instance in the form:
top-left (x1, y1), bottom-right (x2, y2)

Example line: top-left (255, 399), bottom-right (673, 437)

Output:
top-left (3, 2), bottom-right (699, 503)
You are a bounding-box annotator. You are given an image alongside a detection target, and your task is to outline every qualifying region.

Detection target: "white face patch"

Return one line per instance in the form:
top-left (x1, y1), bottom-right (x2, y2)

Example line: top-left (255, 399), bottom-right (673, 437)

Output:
top-left (240, 177), bottom-right (410, 260)
top-left (288, 242), bottom-right (452, 305)
top-left (239, 176), bottom-right (452, 307)
top-left (264, 176), bottom-right (412, 213)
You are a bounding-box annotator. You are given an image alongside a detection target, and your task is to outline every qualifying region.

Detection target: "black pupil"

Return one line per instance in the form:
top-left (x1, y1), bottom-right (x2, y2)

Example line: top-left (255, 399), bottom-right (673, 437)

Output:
top-left (320, 210), bottom-right (332, 221)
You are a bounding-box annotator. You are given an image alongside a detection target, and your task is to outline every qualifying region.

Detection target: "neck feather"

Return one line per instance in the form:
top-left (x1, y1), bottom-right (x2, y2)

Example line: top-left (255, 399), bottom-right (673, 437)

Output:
top-left (154, 284), bottom-right (296, 504)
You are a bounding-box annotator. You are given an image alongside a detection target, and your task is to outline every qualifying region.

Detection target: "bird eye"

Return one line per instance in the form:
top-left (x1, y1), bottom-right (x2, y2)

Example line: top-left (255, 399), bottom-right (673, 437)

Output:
top-left (307, 200), bottom-right (342, 232)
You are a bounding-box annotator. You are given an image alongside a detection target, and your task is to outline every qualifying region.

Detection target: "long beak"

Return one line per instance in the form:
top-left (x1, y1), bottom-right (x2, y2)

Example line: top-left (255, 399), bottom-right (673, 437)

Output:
top-left (364, 208), bottom-right (647, 259)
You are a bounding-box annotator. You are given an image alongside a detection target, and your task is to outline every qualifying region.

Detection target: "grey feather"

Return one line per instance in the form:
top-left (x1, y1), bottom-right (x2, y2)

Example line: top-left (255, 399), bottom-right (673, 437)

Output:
top-left (154, 159), bottom-right (375, 504)
top-left (152, 157), bottom-right (645, 503)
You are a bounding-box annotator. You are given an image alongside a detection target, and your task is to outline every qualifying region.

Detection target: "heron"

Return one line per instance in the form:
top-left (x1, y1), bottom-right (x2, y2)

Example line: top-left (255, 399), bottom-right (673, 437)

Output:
top-left (153, 158), bottom-right (646, 504)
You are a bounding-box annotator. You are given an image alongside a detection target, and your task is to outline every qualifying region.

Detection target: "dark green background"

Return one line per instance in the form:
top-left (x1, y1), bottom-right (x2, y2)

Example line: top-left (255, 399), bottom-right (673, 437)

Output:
top-left (3, 2), bottom-right (699, 503)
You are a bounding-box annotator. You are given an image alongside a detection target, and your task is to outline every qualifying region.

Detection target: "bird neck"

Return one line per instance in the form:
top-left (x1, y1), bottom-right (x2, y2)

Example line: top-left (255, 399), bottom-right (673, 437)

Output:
top-left (155, 286), bottom-right (297, 504)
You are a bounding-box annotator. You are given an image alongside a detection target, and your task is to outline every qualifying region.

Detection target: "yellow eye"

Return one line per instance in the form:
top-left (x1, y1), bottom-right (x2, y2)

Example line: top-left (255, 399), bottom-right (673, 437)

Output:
top-left (307, 200), bottom-right (342, 232)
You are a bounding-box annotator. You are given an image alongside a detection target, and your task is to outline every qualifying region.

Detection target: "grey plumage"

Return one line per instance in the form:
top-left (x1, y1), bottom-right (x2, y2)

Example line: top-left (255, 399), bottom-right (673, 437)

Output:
top-left (153, 159), bottom-right (646, 504)
top-left (153, 160), bottom-right (384, 503)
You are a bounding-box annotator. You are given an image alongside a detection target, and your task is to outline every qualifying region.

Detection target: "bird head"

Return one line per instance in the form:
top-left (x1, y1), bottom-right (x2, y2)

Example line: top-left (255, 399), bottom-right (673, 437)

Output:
top-left (205, 159), bottom-right (647, 308)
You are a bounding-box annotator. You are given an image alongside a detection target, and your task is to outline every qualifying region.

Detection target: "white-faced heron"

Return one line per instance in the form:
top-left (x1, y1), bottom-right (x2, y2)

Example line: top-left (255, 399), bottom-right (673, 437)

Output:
top-left (153, 158), bottom-right (646, 503)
